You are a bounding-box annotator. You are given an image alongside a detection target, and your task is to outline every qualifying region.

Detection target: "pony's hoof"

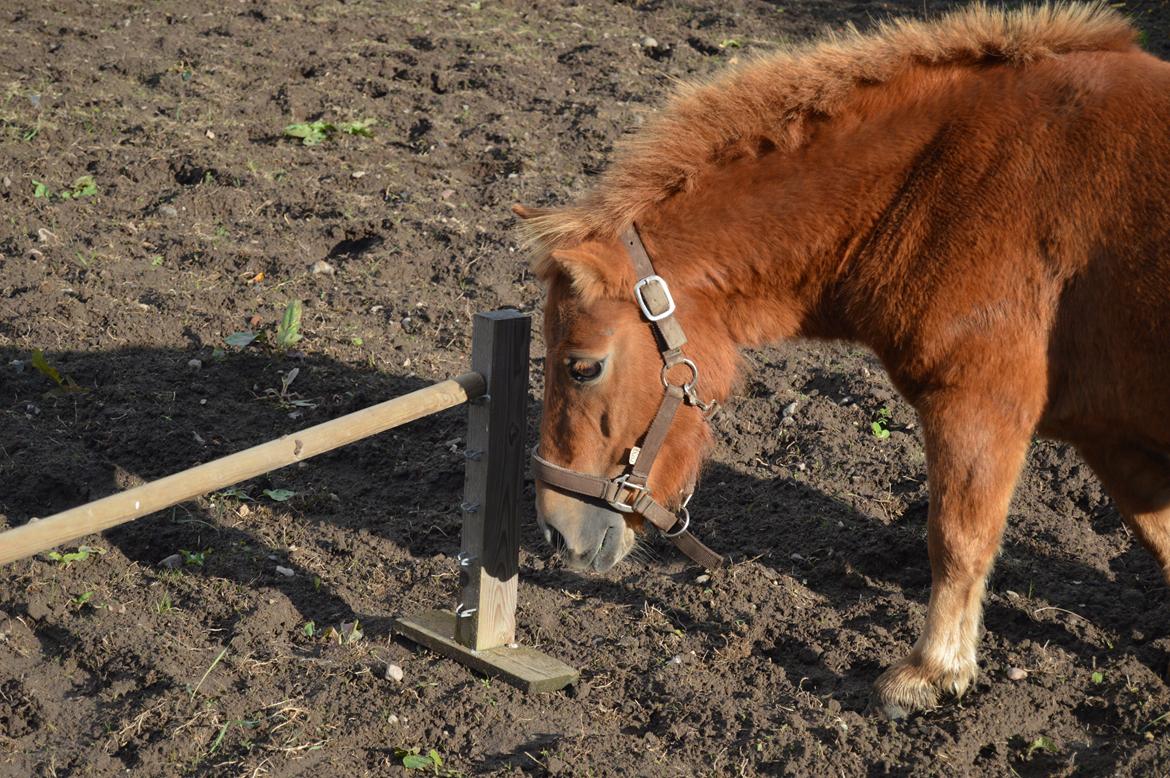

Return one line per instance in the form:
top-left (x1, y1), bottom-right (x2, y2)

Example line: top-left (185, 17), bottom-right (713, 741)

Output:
top-left (870, 697), bottom-right (910, 721)
top-left (872, 654), bottom-right (975, 716)
top-left (873, 664), bottom-right (940, 716)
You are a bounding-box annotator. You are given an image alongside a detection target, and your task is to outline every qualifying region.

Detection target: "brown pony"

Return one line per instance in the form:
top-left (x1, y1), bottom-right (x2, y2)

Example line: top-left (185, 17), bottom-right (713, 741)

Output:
top-left (519, 3), bottom-right (1170, 717)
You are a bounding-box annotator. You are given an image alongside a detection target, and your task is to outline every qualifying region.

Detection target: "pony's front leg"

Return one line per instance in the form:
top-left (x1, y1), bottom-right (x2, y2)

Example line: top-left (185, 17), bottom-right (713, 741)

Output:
top-left (874, 382), bottom-right (1040, 719)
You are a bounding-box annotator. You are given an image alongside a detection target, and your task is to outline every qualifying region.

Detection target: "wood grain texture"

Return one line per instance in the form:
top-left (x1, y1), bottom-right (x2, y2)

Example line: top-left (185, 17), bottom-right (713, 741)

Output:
top-left (455, 310), bottom-right (530, 650)
top-left (394, 609), bottom-right (578, 693)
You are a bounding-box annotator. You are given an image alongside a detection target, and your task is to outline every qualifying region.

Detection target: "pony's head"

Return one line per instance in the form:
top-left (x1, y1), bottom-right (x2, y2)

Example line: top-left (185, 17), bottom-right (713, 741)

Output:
top-left (519, 206), bottom-right (737, 571)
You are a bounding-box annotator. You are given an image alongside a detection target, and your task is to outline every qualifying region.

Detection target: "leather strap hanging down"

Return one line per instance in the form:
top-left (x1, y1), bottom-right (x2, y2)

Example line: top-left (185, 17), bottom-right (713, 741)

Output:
top-left (531, 223), bottom-right (724, 570)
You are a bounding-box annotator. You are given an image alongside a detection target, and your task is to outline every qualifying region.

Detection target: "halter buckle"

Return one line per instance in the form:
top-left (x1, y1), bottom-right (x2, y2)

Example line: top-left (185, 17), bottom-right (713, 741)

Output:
top-left (606, 474), bottom-right (648, 513)
top-left (634, 275), bottom-right (676, 322)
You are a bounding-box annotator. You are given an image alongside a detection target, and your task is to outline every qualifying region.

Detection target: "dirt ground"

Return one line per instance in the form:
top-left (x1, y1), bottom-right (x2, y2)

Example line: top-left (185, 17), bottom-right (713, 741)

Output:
top-left (3, 0), bottom-right (1170, 775)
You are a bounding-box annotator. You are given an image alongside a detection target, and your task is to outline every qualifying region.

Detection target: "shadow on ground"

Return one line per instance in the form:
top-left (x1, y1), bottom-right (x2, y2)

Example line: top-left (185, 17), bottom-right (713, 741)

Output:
top-left (3, 344), bottom-right (1169, 776)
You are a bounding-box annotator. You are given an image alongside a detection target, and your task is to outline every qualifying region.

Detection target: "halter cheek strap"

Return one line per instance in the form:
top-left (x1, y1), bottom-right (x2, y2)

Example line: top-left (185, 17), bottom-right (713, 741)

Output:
top-left (531, 224), bottom-right (724, 570)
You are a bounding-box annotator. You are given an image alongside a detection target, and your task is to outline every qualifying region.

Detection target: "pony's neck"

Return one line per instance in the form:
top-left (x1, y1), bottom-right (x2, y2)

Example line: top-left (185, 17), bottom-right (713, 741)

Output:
top-left (637, 63), bottom-right (975, 353)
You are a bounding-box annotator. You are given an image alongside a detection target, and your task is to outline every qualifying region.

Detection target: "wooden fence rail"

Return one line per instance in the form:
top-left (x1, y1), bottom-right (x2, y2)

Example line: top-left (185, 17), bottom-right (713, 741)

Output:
top-left (0, 310), bottom-right (577, 693)
top-left (0, 373), bottom-right (484, 566)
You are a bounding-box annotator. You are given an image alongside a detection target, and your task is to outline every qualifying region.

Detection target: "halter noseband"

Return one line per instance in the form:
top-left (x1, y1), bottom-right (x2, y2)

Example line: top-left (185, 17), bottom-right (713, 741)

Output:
top-left (531, 224), bottom-right (724, 570)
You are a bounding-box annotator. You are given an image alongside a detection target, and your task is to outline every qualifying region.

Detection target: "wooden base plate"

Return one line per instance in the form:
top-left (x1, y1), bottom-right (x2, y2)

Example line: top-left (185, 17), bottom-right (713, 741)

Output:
top-left (393, 609), bottom-right (579, 693)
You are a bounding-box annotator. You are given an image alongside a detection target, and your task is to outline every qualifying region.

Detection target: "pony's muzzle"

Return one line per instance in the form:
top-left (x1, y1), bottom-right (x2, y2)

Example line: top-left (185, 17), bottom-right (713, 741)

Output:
top-left (535, 483), bottom-right (636, 572)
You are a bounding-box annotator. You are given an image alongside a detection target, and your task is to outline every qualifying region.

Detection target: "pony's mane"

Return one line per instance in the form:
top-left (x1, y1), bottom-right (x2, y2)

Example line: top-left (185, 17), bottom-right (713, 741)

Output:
top-left (521, 3), bottom-right (1136, 254)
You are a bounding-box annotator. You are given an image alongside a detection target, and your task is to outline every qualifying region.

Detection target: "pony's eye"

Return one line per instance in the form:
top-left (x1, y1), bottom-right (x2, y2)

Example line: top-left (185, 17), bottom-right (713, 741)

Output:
top-left (567, 358), bottom-right (605, 383)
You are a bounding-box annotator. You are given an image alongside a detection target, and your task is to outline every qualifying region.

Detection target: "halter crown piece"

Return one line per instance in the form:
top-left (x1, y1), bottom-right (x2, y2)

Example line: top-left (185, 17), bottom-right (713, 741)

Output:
top-left (531, 224), bottom-right (725, 570)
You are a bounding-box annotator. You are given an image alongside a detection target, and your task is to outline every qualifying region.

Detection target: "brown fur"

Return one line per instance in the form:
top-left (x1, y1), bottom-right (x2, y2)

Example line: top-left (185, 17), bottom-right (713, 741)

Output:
top-left (527, 2), bottom-right (1170, 716)
top-left (521, 3), bottom-right (1135, 252)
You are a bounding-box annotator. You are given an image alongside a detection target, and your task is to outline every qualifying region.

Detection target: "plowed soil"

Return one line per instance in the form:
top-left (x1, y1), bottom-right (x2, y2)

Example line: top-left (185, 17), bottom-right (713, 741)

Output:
top-left (3, 1), bottom-right (1170, 775)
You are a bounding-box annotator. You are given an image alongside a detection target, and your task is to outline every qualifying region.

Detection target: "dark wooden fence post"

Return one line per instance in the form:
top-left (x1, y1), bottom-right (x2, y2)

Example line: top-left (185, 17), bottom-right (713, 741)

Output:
top-left (455, 310), bottom-right (529, 649)
top-left (394, 310), bottom-right (577, 692)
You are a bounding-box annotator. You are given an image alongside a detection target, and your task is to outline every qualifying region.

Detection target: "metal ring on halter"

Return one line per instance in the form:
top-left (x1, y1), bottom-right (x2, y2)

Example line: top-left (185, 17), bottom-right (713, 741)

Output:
top-left (662, 506), bottom-right (690, 538)
top-left (661, 358), bottom-right (699, 393)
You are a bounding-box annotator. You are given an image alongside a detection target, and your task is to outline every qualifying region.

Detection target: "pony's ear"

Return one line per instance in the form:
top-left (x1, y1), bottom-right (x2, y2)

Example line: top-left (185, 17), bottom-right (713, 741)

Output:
top-left (533, 243), bottom-right (634, 303)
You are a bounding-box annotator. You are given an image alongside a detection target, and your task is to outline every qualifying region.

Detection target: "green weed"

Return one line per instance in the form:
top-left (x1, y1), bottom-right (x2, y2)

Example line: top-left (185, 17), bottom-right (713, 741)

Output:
top-left (45, 545), bottom-right (105, 566)
top-left (1024, 735), bottom-right (1058, 759)
top-left (215, 486), bottom-right (253, 502)
top-left (323, 620), bottom-right (363, 645)
top-left (1141, 709), bottom-right (1170, 733)
top-left (189, 647), bottom-right (227, 701)
top-left (395, 747), bottom-right (462, 776)
top-left (206, 717), bottom-right (260, 758)
top-left (274, 300), bottom-right (303, 350)
top-left (283, 118), bottom-right (376, 146)
top-left (32, 175), bottom-right (98, 201)
top-left (338, 119), bottom-right (376, 136)
top-left (224, 331), bottom-right (257, 348)
top-left (263, 366), bottom-right (317, 410)
top-left (180, 548), bottom-right (208, 567)
top-left (61, 175), bottom-right (97, 199)
top-left (870, 406), bottom-right (892, 439)
top-left (8, 117), bottom-right (43, 143)
top-left (30, 349), bottom-right (61, 381)
top-left (30, 349), bottom-right (83, 392)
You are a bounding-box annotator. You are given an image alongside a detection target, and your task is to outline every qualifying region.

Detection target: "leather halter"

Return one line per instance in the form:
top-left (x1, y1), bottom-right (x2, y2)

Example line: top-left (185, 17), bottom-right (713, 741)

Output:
top-left (531, 224), bottom-right (724, 570)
